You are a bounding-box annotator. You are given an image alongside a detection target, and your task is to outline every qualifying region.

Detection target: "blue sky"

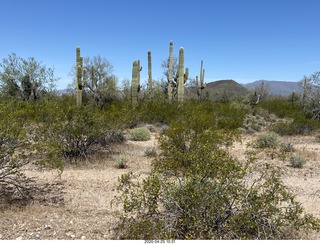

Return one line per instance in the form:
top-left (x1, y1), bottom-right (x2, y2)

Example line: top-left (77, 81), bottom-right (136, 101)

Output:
top-left (1, 0), bottom-right (320, 90)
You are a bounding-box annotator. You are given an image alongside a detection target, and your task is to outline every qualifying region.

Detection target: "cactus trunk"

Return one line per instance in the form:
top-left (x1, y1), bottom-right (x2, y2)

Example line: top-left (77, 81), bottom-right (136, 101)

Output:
top-left (148, 50), bottom-right (153, 97)
top-left (168, 41), bottom-right (173, 100)
top-left (131, 60), bottom-right (141, 105)
top-left (177, 47), bottom-right (185, 101)
top-left (198, 60), bottom-right (206, 102)
top-left (76, 47), bottom-right (83, 107)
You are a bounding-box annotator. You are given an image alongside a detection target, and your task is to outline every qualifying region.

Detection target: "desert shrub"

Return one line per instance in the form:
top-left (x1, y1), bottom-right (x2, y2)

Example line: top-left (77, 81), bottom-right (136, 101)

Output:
top-left (271, 117), bottom-right (318, 136)
top-left (128, 127), bottom-right (151, 141)
top-left (144, 146), bottom-right (157, 157)
top-left (135, 95), bottom-right (178, 124)
top-left (260, 98), bottom-right (300, 119)
top-left (289, 155), bottom-right (306, 168)
top-left (33, 100), bottom-right (129, 164)
top-left (279, 141), bottom-right (295, 153)
top-left (114, 155), bottom-right (129, 169)
top-left (242, 114), bottom-right (264, 133)
top-left (254, 131), bottom-right (280, 149)
top-left (0, 100), bottom-right (62, 204)
top-left (252, 132), bottom-right (295, 160)
top-left (261, 97), bottom-right (320, 135)
top-left (113, 114), bottom-right (320, 239)
top-left (315, 130), bottom-right (320, 142)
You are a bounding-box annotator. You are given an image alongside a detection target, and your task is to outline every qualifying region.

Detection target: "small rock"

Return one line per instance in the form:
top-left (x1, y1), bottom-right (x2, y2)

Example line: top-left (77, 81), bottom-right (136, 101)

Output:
top-left (16, 236), bottom-right (23, 240)
top-left (71, 235), bottom-right (76, 239)
top-left (44, 224), bottom-right (52, 230)
top-left (81, 236), bottom-right (86, 240)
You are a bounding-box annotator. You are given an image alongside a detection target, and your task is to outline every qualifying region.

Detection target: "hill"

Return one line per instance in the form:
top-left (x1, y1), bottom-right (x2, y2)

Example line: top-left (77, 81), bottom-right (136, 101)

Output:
top-left (243, 80), bottom-right (301, 96)
top-left (187, 79), bottom-right (250, 101)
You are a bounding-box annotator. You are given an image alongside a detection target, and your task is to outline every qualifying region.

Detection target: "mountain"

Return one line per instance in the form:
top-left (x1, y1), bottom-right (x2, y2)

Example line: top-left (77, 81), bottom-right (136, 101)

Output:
top-left (243, 80), bottom-right (301, 96)
top-left (187, 79), bottom-right (250, 101)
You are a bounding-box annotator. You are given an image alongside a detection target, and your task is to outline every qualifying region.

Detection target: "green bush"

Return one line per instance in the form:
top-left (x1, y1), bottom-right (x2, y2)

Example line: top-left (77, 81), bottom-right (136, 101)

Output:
top-left (252, 132), bottom-right (295, 160)
top-left (289, 155), bottom-right (306, 168)
top-left (114, 155), bottom-right (129, 169)
top-left (128, 127), bottom-right (151, 141)
top-left (144, 146), bottom-right (157, 157)
top-left (272, 118), bottom-right (318, 136)
top-left (254, 131), bottom-right (280, 149)
top-left (0, 99), bottom-right (63, 204)
top-left (113, 112), bottom-right (320, 239)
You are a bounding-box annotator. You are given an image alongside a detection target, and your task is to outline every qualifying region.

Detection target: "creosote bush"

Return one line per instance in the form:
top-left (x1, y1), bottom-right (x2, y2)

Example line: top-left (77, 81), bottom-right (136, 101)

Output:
top-left (113, 105), bottom-right (320, 240)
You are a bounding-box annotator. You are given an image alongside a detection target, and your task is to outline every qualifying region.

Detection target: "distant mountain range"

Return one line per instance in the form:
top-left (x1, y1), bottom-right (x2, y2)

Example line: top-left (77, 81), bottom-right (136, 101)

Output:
top-left (242, 80), bottom-right (302, 96)
top-left (192, 79), bottom-right (302, 101)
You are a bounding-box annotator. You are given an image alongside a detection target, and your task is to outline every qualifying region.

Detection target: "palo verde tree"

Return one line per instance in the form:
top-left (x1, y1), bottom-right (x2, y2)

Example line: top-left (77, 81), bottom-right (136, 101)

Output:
top-left (0, 53), bottom-right (59, 100)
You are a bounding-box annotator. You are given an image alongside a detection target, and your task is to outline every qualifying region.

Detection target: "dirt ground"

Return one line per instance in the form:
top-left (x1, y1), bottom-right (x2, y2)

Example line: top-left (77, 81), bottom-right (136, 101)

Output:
top-left (1, 125), bottom-right (320, 240)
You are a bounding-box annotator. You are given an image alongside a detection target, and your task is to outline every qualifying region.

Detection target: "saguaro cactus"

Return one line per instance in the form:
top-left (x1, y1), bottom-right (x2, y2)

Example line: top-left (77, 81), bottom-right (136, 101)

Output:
top-left (76, 47), bottom-right (83, 107)
top-left (197, 60), bottom-right (206, 102)
top-left (168, 41), bottom-right (174, 100)
top-left (177, 47), bottom-right (188, 101)
top-left (131, 60), bottom-right (142, 105)
top-left (147, 50), bottom-right (153, 96)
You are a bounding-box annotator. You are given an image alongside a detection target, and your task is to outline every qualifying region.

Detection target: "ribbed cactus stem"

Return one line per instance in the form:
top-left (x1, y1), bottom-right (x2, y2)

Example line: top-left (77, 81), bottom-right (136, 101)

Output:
top-left (137, 59), bottom-right (141, 87)
top-left (198, 60), bottom-right (206, 102)
top-left (76, 46), bottom-right (83, 107)
top-left (184, 67), bottom-right (189, 83)
top-left (148, 50), bottom-right (153, 96)
top-left (200, 60), bottom-right (204, 84)
top-left (177, 47), bottom-right (185, 101)
top-left (168, 41), bottom-right (173, 100)
top-left (202, 69), bottom-right (205, 87)
top-left (131, 60), bottom-right (139, 105)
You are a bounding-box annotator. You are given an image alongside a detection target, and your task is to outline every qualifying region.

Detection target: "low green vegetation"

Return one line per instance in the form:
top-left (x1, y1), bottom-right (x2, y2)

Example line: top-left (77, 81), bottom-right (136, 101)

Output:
top-left (114, 155), bottom-right (129, 169)
top-left (113, 105), bottom-right (320, 239)
top-left (289, 155), bottom-right (307, 168)
top-left (128, 127), bottom-right (151, 141)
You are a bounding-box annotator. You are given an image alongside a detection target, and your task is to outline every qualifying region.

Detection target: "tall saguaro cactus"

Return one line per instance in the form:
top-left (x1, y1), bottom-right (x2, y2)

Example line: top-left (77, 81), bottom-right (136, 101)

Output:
top-left (76, 46), bottom-right (83, 107)
top-left (177, 47), bottom-right (188, 101)
top-left (197, 60), bottom-right (206, 102)
top-left (168, 41), bottom-right (174, 100)
top-left (148, 50), bottom-right (153, 96)
top-left (131, 60), bottom-right (142, 105)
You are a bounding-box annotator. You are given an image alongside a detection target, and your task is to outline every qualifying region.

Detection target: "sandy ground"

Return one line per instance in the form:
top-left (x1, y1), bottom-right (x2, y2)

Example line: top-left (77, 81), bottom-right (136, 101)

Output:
top-left (1, 125), bottom-right (320, 240)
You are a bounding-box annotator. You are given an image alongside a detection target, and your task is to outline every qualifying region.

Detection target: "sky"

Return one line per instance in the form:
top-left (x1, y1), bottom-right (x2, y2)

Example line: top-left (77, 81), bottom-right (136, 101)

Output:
top-left (1, 0), bottom-right (320, 90)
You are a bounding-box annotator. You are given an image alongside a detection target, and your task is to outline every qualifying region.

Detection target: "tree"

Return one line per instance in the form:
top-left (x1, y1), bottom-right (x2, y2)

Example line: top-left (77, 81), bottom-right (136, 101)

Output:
top-left (0, 53), bottom-right (59, 100)
top-left (69, 55), bottom-right (118, 105)
top-left (161, 56), bottom-right (178, 82)
top-left (300, 72), bottom-right (320, 119)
